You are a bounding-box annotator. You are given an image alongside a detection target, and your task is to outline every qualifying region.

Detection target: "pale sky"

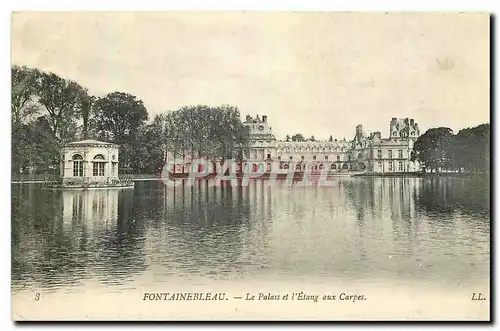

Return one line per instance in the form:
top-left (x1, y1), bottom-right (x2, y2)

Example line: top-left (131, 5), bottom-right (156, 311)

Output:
top-left (11, 12), bottom-right (490, 140)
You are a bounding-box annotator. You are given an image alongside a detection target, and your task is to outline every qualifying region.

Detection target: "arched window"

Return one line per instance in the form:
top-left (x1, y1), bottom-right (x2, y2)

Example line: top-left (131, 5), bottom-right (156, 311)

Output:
top-left (93, 154), bottom-right (106, 177)
top-left (295, 164), bottom-right (301, 171)
top-left (331, 164), bottom-right (337, 170)
top-left (342, 164), bottom-right (349, 170)
top-left (73, 154), bottom-right (84, 177)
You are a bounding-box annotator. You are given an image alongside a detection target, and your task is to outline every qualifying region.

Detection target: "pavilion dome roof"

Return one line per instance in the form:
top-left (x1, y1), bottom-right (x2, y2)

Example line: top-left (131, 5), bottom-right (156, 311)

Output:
top-left (65, 139), bottom-right (118, 147)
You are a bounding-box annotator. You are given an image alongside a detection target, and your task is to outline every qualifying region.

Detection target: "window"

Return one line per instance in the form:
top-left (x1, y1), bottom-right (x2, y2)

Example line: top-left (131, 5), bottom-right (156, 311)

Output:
top-left (73, 154), bottom-right (84, 177)
top-left (267, 153), bottom-right (271, 159)
top-left (337, 155), bottom-right (340, 161)
top-left (399, 161), bottom-right (403, 171)
top-left (378, 161), bottom-right (382, 169)
top-left (289, 156), bottom-right (293, 160)
top-left (388, 150), bottom-right (392, 159)
top-left (313, 156), bottom-right (316, 160)
top-left (325, 155), bottom-right (328, 160)
top-left (301, 156), bottom-right (304, 160)
top-left (331, 164), bottom-right (336, 170)
top-left (93, 154), bottom-right (105, 177)
top-left (388, 161), bottom-right (393, 172)
top-left (377, 150), bottom-right (382, 159)
top-left (398, 150), bottom-right (403, 159)
top-left (348, 156), bottom-right (351, 161)
top-left (277, 156), bottom-right (281, 160)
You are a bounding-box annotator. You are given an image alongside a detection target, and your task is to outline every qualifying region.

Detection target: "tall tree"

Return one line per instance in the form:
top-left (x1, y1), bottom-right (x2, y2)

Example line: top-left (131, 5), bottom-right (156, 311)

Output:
top-left (412, 127), bottom-right (454, 172)
top-left (453, 124), bottom-right (490, 173)
top-left (11, 66), bottom-right (41, 175)
top-left (93, 92), bottom-right (148, 172)
top-left (11, 66), bottom-right (40, 125)
top-left (130, 114), bottom-right (167, 174)
top-left (163, 104), bottom-right (249, 165)
top-left (36, 71), bottom-right (86, 140)
top-left (79, 92), bottom-right (95, 139)
top-left (92, 92), bottom-right (148, 144)
top-left (291, 133), bottom-right (305, 142)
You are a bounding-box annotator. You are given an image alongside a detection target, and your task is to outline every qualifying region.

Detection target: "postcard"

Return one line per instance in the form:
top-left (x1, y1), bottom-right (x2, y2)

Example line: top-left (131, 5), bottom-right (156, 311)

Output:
top-left (11, 11), bottom-right (490, 321)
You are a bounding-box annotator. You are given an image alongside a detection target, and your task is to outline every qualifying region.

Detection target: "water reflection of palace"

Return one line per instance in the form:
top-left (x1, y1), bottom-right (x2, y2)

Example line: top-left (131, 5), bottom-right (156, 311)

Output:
top-left (11, 177), bottom-right (489, 292)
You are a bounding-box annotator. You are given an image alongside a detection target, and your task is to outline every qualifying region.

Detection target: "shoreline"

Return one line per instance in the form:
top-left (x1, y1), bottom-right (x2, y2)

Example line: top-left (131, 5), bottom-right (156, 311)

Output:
top-left (352, 172), bottom-right (490, 178)
top-left (11, 171), bottom-right (489, 184)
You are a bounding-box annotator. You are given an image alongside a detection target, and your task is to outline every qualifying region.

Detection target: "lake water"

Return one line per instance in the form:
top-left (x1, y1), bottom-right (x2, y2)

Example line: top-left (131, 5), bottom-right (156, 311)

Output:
top-left (11, 176), bottom-right (491, 320)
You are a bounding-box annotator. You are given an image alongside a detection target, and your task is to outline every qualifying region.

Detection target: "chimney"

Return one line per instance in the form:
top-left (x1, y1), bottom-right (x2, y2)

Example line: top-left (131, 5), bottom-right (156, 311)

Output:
top-left (262, 115), bottom-right (267, 123)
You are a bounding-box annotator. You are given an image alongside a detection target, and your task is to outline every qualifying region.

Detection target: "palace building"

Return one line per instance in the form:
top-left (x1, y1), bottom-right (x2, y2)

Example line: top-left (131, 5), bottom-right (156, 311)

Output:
top-left (243, 115), bottom-right (421, 173)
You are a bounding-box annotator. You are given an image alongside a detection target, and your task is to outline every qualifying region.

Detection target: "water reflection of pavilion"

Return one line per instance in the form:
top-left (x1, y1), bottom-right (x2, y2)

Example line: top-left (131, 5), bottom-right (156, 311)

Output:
top-left (62, 189), bottom-right (119, 230)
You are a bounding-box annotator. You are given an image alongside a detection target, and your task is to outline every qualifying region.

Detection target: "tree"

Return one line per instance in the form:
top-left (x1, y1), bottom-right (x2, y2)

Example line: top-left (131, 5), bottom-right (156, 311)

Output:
top-left (93, 92), bottom-right (149, 172)
top-left (412, 127), bottom-right (454, 172)
top-left (285, 134), bottom-right (290, 142)
top-left (36, 71), bottom-right (86, 140)
top-left (31, 116), bottom-right (61, 175)
top-left (79, 92), bottom-right (95, 139)
top-left (163, 105), bottom-right (250, 166)
top-left (208, 105), bottom-right (249, 161)
top-left (130, 120), bottom-right (166, 174)
top-left (329, 135), bottom-right (333, 142)
top-left (11, 66), bottom-right (41, 175)
top-left (93, 92), bottom-right (149, 143)
top-left (453, 124), bottom-right (490, 173)
top-left (309, 135), bottom-right (316, 141)
top-left (291, 133), bottom-right (305, 142)
top-left (11, 66), bottom-right (40, 125)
